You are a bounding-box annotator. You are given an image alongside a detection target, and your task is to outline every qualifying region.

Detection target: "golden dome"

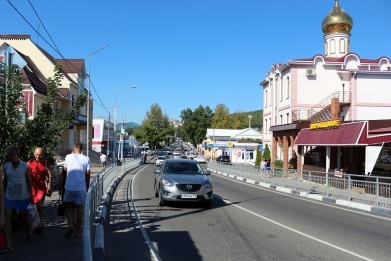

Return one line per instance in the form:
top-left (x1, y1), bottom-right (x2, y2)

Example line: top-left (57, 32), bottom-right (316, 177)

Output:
top-left (322, 0), bottom-right (353, 34)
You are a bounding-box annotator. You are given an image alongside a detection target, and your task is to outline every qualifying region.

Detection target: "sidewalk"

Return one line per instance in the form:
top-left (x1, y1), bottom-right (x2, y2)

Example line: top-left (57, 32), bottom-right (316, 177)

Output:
top-left (0, 163), bottom-right (103, 261)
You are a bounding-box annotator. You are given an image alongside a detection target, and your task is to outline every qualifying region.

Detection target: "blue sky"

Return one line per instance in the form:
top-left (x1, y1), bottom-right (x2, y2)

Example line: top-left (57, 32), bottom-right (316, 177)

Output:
top-left (3, 0), bottom-right (391, 125)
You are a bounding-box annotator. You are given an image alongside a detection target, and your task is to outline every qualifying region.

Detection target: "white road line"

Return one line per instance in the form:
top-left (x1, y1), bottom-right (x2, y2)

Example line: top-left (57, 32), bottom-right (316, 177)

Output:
top-left (214, 173), bottom-right (391, 221)
top-left (216, 195), bottom-right (374, 261)
top-left (131, 170), bottom-right (162, 261)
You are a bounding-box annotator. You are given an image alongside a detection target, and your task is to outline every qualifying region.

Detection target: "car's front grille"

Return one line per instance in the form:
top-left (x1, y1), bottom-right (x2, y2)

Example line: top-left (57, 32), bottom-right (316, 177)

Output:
top-left (176, 184), bottom-right (202, 192)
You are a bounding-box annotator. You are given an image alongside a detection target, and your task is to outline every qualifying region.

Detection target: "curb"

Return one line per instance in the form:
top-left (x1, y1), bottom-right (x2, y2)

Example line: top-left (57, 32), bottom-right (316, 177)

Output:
top-left (208, 168), bottom-right (391, 216)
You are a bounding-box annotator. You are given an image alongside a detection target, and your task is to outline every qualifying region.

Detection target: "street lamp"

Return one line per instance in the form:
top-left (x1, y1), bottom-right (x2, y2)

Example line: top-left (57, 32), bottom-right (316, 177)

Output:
top-left (121, 98), bottom-right (135, 159)
top-left (86, 44), bottom-right (108, 157)
top-left (113, 86), bottom-right (137, 161)
top-left (248, 115), bottom-right (253, 128)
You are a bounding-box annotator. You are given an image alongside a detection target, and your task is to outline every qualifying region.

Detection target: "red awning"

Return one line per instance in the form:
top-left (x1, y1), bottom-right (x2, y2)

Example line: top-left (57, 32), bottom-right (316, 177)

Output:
top-left (295, 121), bottom-right (391, 146)
top-left (295, 122), bottom-right (366, 146)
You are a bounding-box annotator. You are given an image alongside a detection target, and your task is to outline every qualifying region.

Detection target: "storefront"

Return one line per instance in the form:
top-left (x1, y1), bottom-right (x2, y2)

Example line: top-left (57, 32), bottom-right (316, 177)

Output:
top-left (295, 120), bottom-right (391, 176)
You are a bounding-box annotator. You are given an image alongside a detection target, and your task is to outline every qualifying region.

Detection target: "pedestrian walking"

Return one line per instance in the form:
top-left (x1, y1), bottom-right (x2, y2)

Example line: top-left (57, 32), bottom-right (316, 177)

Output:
top-left (63, 142), bottom-right (91, 239)
top-left (260, 158), bottom-right (266, 176)
top-left (27, 146), bottom-right (52, 234)
top-left (2, 146), bottom-right (33, 253)
top-left (100, 153), bottom-right (107, 168)
top-left (265, 159), bottom-right (271, 177)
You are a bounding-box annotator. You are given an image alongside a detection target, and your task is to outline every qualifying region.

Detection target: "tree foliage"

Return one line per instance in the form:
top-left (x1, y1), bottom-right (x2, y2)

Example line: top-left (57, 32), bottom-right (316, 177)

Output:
top-left (0, 62), bottom-right (86, 165)
top-left (263, 143), bottom-right (271, 160)
top-left (211, 104), bottom-right (231, 128)
top-left (180, 105), bottom-right (213, 147)
top-left (134, 103), bottom-right (175, 149)
top-left (0, 61), bottom-right (25, 165)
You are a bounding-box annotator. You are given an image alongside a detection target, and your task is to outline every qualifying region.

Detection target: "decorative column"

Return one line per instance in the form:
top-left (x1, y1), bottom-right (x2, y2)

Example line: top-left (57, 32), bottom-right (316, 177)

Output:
top-left (272, 136), bottom-right (277, 163)
top-left (297, 146), bottom-right (302, 179)
top-left (283, 135), bottom-right (289, 171)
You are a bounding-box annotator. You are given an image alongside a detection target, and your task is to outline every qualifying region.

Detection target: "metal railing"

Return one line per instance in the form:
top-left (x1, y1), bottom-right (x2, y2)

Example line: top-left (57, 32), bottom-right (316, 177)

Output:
top-left (208, 161), bottom-right (391, 209)
top-left (292, 91), bottom-right (351, 121)
top-left (82, 159), bottom-right (142, 260)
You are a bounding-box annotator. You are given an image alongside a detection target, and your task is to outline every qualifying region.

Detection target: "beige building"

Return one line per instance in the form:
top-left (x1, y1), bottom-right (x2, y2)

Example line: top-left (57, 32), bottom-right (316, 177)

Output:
top-left (0, 34), bottom-right (88, 156)
top-left (202, 128), bottom-right (262, 164)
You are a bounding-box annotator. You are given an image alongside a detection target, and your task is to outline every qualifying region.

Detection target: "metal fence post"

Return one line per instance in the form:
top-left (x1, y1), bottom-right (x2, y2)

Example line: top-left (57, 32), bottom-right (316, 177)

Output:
top-left (348, 175), bottom-right (351, 201)
top-left (376, 177), bottom-right (379, 206)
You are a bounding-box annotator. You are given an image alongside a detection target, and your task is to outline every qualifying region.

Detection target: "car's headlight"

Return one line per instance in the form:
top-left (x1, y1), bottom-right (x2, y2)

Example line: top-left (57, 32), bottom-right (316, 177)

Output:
top-left (203, 181), bottom-right (212, 188)
top-left (162, 179), bottom-right (174, 187)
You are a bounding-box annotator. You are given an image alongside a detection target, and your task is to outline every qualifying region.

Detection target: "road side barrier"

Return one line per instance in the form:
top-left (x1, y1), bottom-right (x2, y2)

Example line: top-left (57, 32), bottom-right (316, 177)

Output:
top-left (83, 159), bottom-right (142, 261)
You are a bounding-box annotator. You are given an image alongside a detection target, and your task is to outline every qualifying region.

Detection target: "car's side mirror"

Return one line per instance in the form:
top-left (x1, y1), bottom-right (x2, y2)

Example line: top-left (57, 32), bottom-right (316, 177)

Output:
top-left (154, 169), bottom-right (161, 175)
top-left (205, 170), bottom-right (211, 175)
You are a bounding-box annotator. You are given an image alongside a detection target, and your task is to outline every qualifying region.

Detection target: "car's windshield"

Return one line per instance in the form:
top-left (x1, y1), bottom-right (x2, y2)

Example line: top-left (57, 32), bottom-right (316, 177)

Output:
top-left (157, 156), bottom-right (166, 160)
top-left (164, 162), bottom-right (204, 175)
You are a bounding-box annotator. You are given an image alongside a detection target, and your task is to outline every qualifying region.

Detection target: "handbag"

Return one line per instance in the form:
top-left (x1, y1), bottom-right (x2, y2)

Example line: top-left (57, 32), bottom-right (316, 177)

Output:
top-left (27, 204), bottom-right (41, 230)
top-left (57, 197), bottom-right (65, 216)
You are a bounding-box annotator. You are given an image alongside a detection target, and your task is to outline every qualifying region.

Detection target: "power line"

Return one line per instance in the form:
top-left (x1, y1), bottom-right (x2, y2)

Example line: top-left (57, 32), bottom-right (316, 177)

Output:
top-left (7, 0), bottom-right (112, 117)
top-left (27, 0), bottom-right (61, 55)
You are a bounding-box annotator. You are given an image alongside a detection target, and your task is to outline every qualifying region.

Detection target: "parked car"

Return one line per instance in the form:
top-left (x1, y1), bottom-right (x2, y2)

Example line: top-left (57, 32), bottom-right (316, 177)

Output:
top-left (153, 159), bottom-right (213, 208)
top-left (195, 156), bottom-right (206, 163)
top-left (216, 155), bottom-right (231, 164)
top-left (155, 156), bottom-right (167, 166)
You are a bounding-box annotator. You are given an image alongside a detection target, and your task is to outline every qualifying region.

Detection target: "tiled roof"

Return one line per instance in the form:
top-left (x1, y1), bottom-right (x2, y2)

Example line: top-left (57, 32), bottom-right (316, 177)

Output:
top-left (55, 59), bottom-right (84, 74)
top-left (57, 88), bottom-right (69, 98)
top-left (20, 67), bottom-right (47, 95)
top-left (0, 34), bottom-right (30, 40)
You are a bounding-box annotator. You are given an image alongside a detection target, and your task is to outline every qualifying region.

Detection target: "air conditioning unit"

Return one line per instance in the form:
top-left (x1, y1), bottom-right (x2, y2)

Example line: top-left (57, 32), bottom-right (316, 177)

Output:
top-left (306, 69), bottom-right (316, 76)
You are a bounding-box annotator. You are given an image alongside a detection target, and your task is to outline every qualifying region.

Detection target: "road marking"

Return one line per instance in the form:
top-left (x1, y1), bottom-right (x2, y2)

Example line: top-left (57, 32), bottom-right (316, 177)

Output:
top-left (216, 195), bottom-right (374, 261)
top-left (131, 168), bottom-right (162, 261)
top-left (214, 173), bottom-right (391, 221)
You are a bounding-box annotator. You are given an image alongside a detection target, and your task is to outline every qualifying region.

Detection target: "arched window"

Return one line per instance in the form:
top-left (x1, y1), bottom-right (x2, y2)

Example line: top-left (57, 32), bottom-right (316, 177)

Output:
top-left (339, 38), bottom-right (345, 53)
top-left (330, 39), bottom-right (336, 54)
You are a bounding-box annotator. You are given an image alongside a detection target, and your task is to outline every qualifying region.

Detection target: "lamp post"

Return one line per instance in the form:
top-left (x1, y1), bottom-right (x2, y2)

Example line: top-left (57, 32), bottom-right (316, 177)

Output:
top-left (86, 44), bottom-right (108, 157)
top-left (113, 86), bottom-right (137, 161)
top-left (121, 98), bottom-right (134, 159)
top-left (248, 115), bottom-right (253, 128)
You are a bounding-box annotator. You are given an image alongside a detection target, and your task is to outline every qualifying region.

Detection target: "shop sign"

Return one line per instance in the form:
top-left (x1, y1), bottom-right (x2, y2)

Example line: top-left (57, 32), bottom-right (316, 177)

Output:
top-left (310, 119), bottom-right (340, 130)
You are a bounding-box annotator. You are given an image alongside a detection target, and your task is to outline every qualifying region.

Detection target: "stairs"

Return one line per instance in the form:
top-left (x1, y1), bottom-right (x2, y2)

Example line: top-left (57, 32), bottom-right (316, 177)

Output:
top-left (292, 91), bottom-right (351, 122)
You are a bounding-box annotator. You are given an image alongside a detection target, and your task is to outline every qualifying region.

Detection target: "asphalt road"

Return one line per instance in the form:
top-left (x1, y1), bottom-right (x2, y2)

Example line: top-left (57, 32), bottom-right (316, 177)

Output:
top-left (104, 162), bottom-right (391, 261)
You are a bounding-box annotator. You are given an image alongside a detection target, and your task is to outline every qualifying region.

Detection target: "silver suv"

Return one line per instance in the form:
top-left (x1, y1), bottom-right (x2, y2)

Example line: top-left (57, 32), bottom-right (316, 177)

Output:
top-left (154, 159), bottom-right (213, 208)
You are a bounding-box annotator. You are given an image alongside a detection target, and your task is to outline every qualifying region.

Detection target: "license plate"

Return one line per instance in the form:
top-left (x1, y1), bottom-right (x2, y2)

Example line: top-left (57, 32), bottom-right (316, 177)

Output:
top-left (181, 194), bottom-right (197, 199)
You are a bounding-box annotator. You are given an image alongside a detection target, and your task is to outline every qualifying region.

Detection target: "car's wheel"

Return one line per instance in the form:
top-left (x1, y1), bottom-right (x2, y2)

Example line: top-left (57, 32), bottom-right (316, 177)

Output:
top-left (203, 200), bottom-right (212, 208)
top-left (158, 187), bottom-right (165, 206)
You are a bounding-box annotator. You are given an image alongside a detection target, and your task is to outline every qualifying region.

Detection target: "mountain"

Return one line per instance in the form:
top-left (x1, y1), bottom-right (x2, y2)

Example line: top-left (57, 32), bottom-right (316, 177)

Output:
top-left (116, 122), bottom-right (140, 129)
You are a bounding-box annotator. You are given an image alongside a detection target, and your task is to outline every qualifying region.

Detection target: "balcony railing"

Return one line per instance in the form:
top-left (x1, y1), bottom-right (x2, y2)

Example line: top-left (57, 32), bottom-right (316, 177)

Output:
top-left (292, 91), bottom-right (351, 122)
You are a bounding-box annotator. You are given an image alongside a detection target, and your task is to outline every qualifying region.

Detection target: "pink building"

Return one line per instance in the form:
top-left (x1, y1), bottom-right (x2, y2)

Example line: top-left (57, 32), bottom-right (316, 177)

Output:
top-left (260, 0), bottom-right (391, 176)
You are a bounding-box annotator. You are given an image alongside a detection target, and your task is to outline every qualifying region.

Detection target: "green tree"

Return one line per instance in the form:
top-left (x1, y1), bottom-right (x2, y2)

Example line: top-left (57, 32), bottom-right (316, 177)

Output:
top-left (263, 144), bottom-right (271, 160)
top-left (23, 64), bottom-right (86, 162)
top-left (0, 62), bottom-right (86, 165)
top-left (180, 105), bottom-right (212, 147)
top-left (231, 112), bottom-right (248, 129)
top-left (135, 103), bottom-right (175, 149)
top-left (0, 61), bottom-right (25, 165)
top-left (231, 110), bottom-right (263, 130)
top-left (211, 104), bottom-right (231, 128)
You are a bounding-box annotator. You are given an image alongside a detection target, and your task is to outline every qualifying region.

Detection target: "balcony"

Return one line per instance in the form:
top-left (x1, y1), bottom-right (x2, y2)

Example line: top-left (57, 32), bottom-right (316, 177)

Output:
top-left (292, 91), bottom-right (351, 122)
